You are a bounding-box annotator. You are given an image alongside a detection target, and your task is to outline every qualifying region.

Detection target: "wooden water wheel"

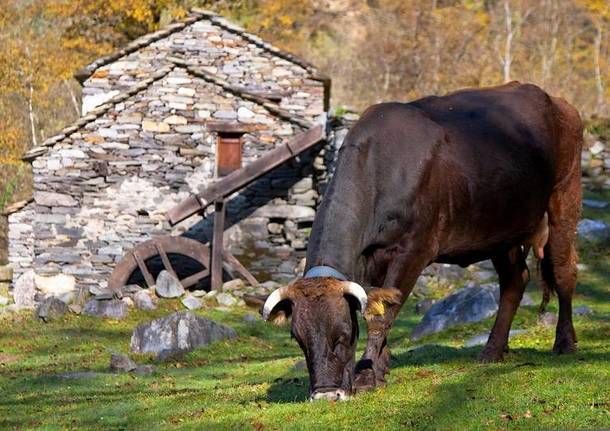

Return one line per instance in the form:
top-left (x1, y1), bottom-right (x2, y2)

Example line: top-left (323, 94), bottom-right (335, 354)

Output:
top-left (107, 236), bottom-right (211, 292)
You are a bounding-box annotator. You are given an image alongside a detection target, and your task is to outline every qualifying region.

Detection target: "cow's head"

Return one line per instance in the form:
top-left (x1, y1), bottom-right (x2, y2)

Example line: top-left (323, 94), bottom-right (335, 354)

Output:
top-left (262, 277), bottom-right (367, 401)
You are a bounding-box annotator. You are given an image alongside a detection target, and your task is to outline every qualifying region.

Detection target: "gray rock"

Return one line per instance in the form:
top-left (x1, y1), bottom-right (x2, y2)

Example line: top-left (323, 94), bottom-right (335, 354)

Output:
top-left (411, 284), bottom-right (499, 340)
top-left (132, 365), bottom-right (155, 375)
top-left (110, 353), bottom-right (137, 373)
top-left (590, 141), bottom-right (605, 155)
top-left (0, 265), bottom-right (13, 282)
top-left (583, 199), bottom-right (608, 209)
top-left (13, 270), bottom-right (36, 308)
top-left (83, 299), bottom-right (129, 320)
top-left (538, 312), bottom-right (558, 327)
top-left (577, 219), bottom-right (610, 246)
top-left (520, 292), bottom-right (535, 306)
top-left (34, 191), bottom-right (78, 207)
top-left (464, 329), bottom-right (528, 347)
top-left (182, 295), bottom-right (202, 310)
top-left (253, 204), bottom-right (315, 220)
top-left (216, 292), bottom-right (237, 307)
top-left (415, 299), bottom-right (436, 315)
top-left (472, 270), bottom-right (497, 282)
top-left (133, 290), bottom-right (156, 310)
top-left (222, 279), bottom-right (246, 292)
top-left (130, 311), bottom-right (237, 359)
top-left (155, 270), bottom-right (185, 298)
top-left (36, 296), bottom-right (69, 322)
top-left (292, 359), bottom-right (307, 371)
top-left (0, 296), bottom-right (9, 306)
top-left (56, 371), bottom-right (106, 380)
top-left (243, 313), bottom-right (258, 324)
top-left (573, 305), bottom-right (593, 316)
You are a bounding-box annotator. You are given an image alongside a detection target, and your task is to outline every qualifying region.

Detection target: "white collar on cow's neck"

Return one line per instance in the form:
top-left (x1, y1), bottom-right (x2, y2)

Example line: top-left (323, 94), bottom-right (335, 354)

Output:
top-left (303, 265), bottom-right (348, 281)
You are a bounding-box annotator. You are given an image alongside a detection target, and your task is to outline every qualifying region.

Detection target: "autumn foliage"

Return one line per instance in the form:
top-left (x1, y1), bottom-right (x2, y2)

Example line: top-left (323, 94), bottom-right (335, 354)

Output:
top-left (0, 0), bottom-right (608, 205)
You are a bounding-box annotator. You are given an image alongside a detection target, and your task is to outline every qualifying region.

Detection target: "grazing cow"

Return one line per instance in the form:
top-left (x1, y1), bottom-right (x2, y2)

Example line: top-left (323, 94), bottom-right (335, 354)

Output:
top-left (262, 82), bottom-right (583, 400)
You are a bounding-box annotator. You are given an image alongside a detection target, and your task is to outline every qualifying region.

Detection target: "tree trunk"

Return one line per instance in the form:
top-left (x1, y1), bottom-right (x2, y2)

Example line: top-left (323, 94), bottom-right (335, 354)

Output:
top-left (593, 21), bottom-right (605, 114)
top-left (28, 81), bottom-right (38, 148)
top-left (503, 0), bottom-right (513, 83)
top-left (63, 80), bottom-right (80, 115)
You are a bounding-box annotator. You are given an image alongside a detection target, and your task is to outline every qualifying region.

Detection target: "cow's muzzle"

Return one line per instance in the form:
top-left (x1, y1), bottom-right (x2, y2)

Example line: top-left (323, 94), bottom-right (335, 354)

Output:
top-left (309, 388), bottom-right (349, 402)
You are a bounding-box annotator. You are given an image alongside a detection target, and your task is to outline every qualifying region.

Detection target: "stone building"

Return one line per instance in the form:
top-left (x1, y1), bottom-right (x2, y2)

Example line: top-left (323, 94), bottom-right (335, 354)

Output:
top-left (6, 9), bottom-right (334, 303)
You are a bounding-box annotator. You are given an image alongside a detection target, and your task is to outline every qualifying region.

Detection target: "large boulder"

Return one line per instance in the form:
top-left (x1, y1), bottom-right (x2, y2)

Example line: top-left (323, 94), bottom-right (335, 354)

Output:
top-left (130, 311), bottom-right (236, 359)
top-left (83, 299), bottom-right (129, 320)
top-left (36, 296), bottom-right (69, 322)
top-left (577, 219), bottom-right (610, 246)
top-left (411, 284), bottom-right (499, 340)
top-left (155, 270), bottom-right (185, 298)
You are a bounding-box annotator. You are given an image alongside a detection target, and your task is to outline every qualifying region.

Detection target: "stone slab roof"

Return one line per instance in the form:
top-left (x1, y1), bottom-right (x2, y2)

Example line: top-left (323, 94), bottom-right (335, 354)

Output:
top-left (22, 59), bottom-right (318, 165)
top-left (74, 8), bottom-right (329, 84)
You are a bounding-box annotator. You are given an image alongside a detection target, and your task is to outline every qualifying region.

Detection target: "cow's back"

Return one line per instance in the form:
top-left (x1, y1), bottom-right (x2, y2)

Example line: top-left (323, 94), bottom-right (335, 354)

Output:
top-left (408, 83), bottom-right (578, 261)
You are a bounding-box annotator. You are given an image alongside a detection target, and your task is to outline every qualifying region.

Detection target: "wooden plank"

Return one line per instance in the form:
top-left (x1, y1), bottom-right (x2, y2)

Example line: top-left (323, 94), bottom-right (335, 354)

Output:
top-left (180, 269), bottom-right (210, 289)
top-left (167, 124), bottom-right (326, 225)
top-left (210, 199), bottom-right (226, 290)
top-left (222, 250), bottom-right (259, 286)
top-left (132, 250), bottom-right (156, 289)
top-left (154, 239), bottom-right (177, 278)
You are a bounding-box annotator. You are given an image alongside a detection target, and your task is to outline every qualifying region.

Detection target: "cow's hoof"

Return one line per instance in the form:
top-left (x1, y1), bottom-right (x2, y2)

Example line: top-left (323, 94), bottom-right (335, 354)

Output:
top-left (353, 369), bottom-right (377, 393)
top-left (552, 338), bottom-right (577, 355)
top-left (478, 348), bottom-right (505, 363)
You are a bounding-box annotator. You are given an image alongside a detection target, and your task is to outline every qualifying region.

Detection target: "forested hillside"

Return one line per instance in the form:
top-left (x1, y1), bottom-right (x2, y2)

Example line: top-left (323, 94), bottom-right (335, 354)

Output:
top-left (0, 0), bottom-right (609, 208)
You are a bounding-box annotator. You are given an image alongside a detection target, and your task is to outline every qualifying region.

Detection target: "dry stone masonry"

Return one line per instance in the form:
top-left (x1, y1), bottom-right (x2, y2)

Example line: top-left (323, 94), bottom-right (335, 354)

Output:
top-left (6, 9), bottom-right (334, 306)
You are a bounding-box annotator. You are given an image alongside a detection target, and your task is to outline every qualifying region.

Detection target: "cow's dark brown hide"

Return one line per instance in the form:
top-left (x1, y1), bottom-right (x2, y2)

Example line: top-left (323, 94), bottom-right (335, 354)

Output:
top-left (267, 82), bottom-right (583, 397)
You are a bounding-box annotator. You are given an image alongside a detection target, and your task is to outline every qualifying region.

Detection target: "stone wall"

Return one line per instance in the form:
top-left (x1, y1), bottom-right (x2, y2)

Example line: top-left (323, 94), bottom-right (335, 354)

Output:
top-left (8, 65), bottom-right (330, 295)
top-left (81, 13), bottom-right (326, 122)
top-left (582, 135), bottom-right (610, 189)
top-left (7, 203), bottom-right (34, 279)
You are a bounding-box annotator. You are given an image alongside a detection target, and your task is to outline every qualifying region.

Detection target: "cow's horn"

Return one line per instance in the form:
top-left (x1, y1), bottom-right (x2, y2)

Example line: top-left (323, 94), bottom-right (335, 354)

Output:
top-left (262, 286), bottom-right (291, 321)
top-left (342, 281), bottom-right (368, 313)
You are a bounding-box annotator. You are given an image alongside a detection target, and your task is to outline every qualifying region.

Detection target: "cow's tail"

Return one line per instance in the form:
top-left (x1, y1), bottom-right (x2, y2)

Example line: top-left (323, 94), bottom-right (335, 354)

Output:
top-left (537, 256), bottom-right (554, 313)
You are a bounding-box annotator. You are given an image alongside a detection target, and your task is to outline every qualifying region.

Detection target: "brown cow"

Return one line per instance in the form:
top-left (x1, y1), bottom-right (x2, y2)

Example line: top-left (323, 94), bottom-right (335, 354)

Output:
top-left (262, 82), bottom-right (583, 400)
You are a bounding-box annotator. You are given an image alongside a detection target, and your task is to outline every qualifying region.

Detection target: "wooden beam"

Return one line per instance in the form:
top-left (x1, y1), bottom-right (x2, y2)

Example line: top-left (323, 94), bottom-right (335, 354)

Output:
top-left (222, 250), bottom-right (259, 286)
top-left (167, 124), bottom-right (326, 225)
top-left (211, 199), bottom-right (226, 290)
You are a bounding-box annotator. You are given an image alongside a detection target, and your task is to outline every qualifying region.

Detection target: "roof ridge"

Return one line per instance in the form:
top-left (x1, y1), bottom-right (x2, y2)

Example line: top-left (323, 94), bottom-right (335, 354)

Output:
top-left (168, 56), bottom-right (312, 129)
top-left (23, 65), bottom-right (175, 161)
top-left (23, 61), bottom-right (313, 163)
top-left (2, 198), bottom-right (34, 216)
top-left (74, 9), bottom-right (326, 84)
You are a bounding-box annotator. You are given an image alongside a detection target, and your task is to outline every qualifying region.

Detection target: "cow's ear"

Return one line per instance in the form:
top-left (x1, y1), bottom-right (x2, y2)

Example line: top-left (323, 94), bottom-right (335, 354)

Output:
top-left (267, 303), bottom-right (293, 326)
top-left (364, 287), bottom-right (402, 320)
top-left (261, 287), bottom-right (294, 326)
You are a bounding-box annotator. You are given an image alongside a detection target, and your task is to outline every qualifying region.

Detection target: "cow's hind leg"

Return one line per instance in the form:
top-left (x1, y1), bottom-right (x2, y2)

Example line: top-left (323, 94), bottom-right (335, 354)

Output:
top-left (479, 246), bottom-right (529, 363)
top-left (541, 182), bottom-right (580, 354)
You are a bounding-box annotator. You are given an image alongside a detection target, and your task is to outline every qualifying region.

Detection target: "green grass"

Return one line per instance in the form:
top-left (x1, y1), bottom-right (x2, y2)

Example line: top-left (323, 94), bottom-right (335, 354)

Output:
top-left (0, 197), bottom-right (609, 430)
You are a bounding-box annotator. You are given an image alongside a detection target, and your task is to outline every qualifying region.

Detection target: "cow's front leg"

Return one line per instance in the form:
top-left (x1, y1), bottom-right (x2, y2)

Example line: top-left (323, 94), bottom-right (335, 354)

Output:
top-left (354, 294), bottom-right (400, 392)
top-left (354, 246), bottom-right (433, 392)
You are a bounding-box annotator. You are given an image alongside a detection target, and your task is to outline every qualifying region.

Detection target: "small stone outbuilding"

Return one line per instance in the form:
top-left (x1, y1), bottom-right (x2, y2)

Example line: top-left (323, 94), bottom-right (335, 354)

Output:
top-left (7, 9), bottom-right (336, 302)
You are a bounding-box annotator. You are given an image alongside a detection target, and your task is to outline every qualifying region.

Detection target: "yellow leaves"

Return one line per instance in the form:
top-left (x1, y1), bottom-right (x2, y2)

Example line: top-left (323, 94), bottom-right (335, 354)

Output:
top-left (278, 15), bottom-right (294, 27)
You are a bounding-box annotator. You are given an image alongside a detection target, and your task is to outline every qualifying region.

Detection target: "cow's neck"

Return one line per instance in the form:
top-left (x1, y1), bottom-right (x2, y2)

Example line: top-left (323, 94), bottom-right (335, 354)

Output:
top-left (305, 179), bottom-right (370, 283)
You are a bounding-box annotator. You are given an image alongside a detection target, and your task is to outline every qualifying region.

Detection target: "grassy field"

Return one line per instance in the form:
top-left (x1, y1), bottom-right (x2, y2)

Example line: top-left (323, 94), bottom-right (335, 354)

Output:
top-left (0, 191), bottom-right (608, 430)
